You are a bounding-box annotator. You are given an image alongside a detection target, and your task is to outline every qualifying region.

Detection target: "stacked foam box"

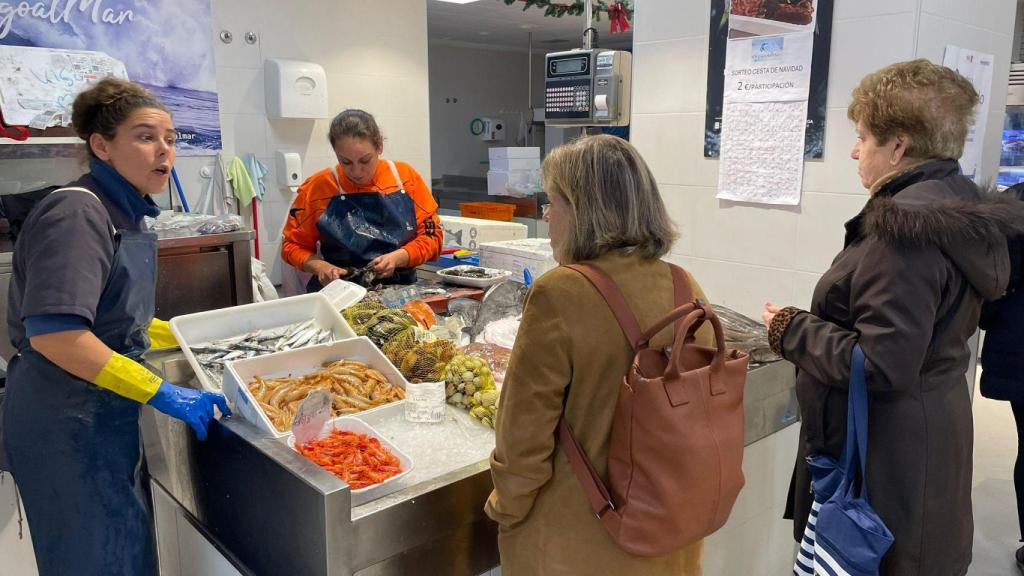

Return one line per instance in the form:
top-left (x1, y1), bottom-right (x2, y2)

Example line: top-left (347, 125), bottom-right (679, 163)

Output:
top-left (439, 215), bottom-right (529, 251)
top-left (478, 238), bottom-right (557, 284)
top-left (487, 147), bottom-right (541, 197)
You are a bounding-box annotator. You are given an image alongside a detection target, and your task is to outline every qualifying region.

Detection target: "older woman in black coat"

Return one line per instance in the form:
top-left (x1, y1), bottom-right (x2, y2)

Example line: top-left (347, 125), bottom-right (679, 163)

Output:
top-left (764, 60), bottom-right (1024, 575)
top-left (979, 182), bottom-right (1024, 574)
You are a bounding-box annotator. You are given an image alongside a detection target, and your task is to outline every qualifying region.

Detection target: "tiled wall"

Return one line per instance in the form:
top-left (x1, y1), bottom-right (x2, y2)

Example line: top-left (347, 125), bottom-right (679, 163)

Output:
top-left (632, 0), bottom-right (1017, 320)
top-left (0, 0), bottom-right (432, 287)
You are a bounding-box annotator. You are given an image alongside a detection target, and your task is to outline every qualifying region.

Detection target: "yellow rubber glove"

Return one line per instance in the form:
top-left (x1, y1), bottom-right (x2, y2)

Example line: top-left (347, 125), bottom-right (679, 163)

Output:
top-left (94, 353), bottom-right (163, 404)
top-left (147, 318), bottom-right (179, 350)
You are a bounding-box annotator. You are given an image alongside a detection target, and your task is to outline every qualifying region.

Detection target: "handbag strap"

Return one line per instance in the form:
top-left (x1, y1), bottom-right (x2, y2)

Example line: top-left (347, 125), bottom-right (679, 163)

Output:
top-left (564, 262), bottom-right (693, 351)
top-left (841, 345), bottom-right (870, 497)
top-left (557, 418), bottom-right (618, 520)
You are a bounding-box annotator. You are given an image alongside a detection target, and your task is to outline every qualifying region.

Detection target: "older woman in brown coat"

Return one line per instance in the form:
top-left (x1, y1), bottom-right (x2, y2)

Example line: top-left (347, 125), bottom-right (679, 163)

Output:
top-left (764, 59), bottom-right (1024, 575)
top-left (485, 135), bottom-right (712, 575)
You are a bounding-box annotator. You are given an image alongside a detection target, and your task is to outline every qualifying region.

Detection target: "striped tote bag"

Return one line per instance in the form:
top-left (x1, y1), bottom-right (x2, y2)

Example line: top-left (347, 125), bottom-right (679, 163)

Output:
top-left (793, 346), bottom-right (894, 576)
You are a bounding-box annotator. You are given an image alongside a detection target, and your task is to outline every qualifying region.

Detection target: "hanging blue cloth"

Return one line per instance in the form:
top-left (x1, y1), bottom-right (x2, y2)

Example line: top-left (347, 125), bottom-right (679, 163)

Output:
top-left (243, 153), bottom-right (268, 201)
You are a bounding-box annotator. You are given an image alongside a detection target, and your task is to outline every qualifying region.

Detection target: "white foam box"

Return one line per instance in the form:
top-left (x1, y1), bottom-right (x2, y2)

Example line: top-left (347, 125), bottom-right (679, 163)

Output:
top-left (478, 238), bottom-right (557, 283)
top-left (222, 336), bottom-right (409, 439)
top-left (170, 293), bottom-right (356, 393)
top-left (439, 215), bottom-right (528, 251)
top-left (488, 146), bottom-right (540, 160)
top-left (285, 416), bottom-right (414, 506)
top-left (489, 157), bottom-right (541, 172)
top-left (487, 169), bottom-right (540, 197)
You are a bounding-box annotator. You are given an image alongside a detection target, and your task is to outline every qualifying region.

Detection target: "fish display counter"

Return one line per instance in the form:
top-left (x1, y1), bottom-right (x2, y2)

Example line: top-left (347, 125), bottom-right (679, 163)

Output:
top-left (141, 349), bottom-right (798, 576)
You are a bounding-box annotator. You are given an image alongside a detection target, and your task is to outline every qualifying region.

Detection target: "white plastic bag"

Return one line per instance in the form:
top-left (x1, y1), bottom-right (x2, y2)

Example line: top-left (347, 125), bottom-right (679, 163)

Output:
top-left (251, 258), bottom-right (279, 302)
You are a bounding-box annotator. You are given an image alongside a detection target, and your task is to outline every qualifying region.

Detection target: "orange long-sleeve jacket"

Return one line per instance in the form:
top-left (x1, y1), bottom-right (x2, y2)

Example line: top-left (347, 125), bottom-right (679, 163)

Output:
top-left (281, 160), bottom-right (442, 270)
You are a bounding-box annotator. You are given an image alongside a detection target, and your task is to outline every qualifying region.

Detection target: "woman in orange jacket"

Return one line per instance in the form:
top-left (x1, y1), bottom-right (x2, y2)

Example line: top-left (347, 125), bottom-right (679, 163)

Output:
top-left (282, 110), bottom-right (442, 290)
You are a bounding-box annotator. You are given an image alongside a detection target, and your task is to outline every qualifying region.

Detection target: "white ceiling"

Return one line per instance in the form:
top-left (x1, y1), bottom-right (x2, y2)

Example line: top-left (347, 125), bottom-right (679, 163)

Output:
top-left (426, 0), bottom-right (633, 51)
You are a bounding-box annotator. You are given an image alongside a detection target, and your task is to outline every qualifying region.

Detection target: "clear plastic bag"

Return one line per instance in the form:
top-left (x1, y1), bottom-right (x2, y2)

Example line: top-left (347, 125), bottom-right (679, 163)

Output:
top-left (460, 342), bottom-right (512, 386)
top-left (145, 212), bottom-right (242, 235)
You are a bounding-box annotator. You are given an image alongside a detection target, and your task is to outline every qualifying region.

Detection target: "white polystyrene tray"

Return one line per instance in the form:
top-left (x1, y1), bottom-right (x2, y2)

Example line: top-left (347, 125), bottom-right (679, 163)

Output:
top-left (286, 416), bottom-right (414, 504)
top-left (319, 279), bottom-right (367, 311)
top-left (435, 265), bottom-right (512, 288)
top-left (222, 336), bottom-right (409, 439)
top-left (170, 293), bottom-right (356, 393)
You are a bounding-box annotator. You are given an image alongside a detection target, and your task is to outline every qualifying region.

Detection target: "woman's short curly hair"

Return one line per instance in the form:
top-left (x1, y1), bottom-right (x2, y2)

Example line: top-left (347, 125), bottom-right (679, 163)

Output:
top-left (848, 59), bottom-right (979, 160)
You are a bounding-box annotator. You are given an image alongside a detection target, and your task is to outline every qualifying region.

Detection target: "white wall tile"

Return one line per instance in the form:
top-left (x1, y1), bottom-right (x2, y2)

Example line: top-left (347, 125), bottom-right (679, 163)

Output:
top-left (916, 14), bottom-right (1014, 66)
top-left (265, 118), bottom-right (326, 160)
top-left (632, 37), bottom-right (708, 115)
top-left (922, 0), bottom-right (1017, 37)
top-left (211, 19), bottom-right (263, 69)
top-left (216, 67), bottom-right (266, 116)
top-left (688, 189), bottom-right (802, 270)
top-left (825, 14), bottom-right (917, 110)
top-left (792, 271), bottom-right (822, 310)
top-left (794, 192), bottom-right (866, 273)
top-left (218, 113), bottom-right (268, 159)
top-left (802, 108), bottom-right (866, 195)
top-left (658, 184), bottom-right (699, 256)
top-left (632, 113), bottom-right (718, 188)
top-left (834, 0), bottom-right (918, 21)
top-left (666, 256), bottom-right (796, 319)
top-left (635, 0), bottom-right (709, 42)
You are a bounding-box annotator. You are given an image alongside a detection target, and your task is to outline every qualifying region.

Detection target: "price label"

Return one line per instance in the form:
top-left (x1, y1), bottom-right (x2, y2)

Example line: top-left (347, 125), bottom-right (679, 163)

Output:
top-left (292, 389), bottom-right (333, 444)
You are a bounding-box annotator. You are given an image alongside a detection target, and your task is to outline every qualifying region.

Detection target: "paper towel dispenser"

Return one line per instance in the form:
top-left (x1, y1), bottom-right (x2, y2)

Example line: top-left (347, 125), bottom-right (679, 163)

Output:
top-left (265, 59), bottom-right (328, 119)
top-left (544, 49), bottom-right (631, 127)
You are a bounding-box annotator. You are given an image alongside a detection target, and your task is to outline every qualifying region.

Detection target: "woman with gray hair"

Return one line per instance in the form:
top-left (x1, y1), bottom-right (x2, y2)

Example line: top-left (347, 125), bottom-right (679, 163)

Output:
top-left (485, 135), bottom-right (712, 575)
top-left (762, 59), bottom-right (1024, 574)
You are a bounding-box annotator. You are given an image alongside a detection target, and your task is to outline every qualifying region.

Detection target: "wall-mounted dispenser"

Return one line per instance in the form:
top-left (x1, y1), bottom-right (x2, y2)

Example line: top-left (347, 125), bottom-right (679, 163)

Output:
top-left (265, 59), bottom-right (328, 119)
top-left (276, 151), bottom-right (302, 189)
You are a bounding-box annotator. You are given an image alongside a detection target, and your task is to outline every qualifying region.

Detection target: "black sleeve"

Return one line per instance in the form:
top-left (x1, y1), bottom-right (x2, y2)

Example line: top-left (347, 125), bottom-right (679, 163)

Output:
top-left (781, 242), bottom-right (946, 394)
top-left (17, 192), bottom-right (115, 324)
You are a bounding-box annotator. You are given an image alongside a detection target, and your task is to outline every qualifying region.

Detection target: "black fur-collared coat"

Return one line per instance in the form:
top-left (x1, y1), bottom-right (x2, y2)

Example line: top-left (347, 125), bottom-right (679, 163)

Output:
top-left (769, 159), bottom-right (1024, 576)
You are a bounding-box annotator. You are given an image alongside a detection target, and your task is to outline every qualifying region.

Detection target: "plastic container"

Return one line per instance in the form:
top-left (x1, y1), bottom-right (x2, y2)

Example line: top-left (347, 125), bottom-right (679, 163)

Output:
top-left (286, 416), bottom-right (414, 503)
top-left (459, 201), bottom-right (516, 222)
top-left (320, 279), bottom-right (367, 311)
top-left (170, 293), bottom-right (357, 393)
top-left (222, 337), bottom-right (409, 439)
top-left (436, 265), bottom-right (512, 288)
top-left (403, 381), bottom-right (447, 423)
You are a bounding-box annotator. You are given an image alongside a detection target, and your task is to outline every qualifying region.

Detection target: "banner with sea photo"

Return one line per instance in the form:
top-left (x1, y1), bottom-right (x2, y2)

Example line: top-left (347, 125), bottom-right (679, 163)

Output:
top-left (704, 0), bottom-right (833, 159)
top-left (0, 0), bottom-right (221, 158)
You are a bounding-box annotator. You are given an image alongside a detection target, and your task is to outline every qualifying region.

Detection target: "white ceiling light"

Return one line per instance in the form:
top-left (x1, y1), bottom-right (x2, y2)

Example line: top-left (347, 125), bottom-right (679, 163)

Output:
top-left (435, 0), bottom-right (481, 4)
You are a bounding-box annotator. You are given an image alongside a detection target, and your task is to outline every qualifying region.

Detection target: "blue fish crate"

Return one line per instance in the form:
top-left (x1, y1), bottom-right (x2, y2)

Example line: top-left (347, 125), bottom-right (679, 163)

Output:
top-left (434, 253), bottom-right (480, 269)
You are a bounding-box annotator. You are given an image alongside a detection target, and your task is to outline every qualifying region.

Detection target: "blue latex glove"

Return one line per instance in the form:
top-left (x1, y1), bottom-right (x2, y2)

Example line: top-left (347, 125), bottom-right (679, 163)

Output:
top-left (523, 268), bottom-right (533, 288)
top-left (147, 381), bottom-right (231, 441)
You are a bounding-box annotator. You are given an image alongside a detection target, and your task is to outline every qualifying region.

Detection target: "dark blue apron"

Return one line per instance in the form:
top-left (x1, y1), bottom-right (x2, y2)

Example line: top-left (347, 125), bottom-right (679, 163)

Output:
top-left (307, 160), bottom-right (417, 291)
top-left (1, 187), bottom-right (158, 576)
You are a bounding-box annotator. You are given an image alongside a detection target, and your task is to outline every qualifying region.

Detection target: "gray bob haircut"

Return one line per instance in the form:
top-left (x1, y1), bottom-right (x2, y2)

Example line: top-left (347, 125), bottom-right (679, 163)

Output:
top-left (542, 134), bottom-right (678, 263)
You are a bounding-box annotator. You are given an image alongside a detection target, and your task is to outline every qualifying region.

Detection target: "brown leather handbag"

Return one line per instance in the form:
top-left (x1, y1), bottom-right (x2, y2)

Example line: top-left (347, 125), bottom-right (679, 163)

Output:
top-left (560, 263), bottom-right (749, 557)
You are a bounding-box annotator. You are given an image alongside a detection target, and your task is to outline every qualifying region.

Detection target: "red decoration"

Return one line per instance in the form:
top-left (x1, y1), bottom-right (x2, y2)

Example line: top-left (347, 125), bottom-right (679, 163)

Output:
top-left (0, 108), bottom-right (29, 142)
top-left (607, 2), bottom-right (630, 34)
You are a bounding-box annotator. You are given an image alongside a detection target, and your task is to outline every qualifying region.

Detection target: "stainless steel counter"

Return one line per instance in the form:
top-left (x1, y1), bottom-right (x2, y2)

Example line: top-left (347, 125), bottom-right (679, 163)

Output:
top-left (142, 353), bottom-right (798, 576)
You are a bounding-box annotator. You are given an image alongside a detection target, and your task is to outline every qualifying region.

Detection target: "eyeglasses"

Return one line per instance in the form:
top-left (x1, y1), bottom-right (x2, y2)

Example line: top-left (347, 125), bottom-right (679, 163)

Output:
top-left (541, 203), bottom-right (551, 222)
